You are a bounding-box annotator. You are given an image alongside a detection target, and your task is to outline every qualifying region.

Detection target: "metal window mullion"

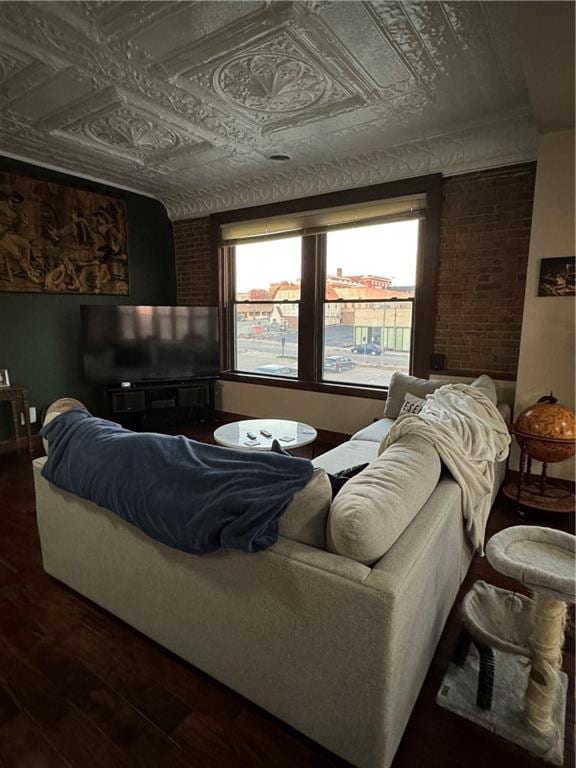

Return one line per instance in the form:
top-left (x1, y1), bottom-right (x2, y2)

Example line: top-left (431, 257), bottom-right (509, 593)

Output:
top-left (298, 234), bottom-right (322, 381)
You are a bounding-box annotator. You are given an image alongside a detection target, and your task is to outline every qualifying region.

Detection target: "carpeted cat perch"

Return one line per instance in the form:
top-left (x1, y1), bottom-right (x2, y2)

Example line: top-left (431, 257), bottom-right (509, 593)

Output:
top-left (437, 526), bottom-right (575, 765)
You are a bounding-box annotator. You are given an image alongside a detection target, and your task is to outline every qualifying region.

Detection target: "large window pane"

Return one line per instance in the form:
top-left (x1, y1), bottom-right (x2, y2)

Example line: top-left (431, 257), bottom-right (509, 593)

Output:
top-left (322, 302), bottom-right (412, 387)
top-left (234, 304), bottom-right (299, 377)
top-left (325, 220), bottom-right (418, 299)
top-left (234, 236), bottom-right (301, 301)
top-left (322, 219), bottom-right (418, 386)
top-left (233, 235), bottom-right (301, 378)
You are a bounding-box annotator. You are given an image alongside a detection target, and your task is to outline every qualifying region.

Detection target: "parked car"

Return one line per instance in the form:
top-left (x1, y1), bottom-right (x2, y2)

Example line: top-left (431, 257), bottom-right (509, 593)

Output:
top-left (255, 364), bottom-right (297, 377)
top-left (324, 356), bottom-right (354, 373)
top-left (351, 342), bottom-right (382, 355)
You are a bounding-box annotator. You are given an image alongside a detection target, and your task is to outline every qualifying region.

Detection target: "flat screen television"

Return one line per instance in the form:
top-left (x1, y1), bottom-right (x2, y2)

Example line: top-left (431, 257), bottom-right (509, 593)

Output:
top-left (81, 305), bottom-right (219, 384)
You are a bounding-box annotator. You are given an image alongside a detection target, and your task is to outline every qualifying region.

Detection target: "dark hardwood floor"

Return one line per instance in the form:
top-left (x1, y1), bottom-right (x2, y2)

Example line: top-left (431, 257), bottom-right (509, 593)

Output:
top-left (0, 424), bottom-right (573, 768)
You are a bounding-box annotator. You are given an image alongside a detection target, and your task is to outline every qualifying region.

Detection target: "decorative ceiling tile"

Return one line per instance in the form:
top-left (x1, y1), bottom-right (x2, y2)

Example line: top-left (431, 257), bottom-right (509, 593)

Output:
top-left (0, 45), bottom-right (58, 110)
top-left (0, 49), bottom-right (26, 84)
top-left (68, 106), bottom-right (181, 159)
top-left (134, 2), bottom-right (264, 60)
top-left (75, 1), bottom-right (183, 39)
top-left (0, 1), bottom-right (536, 217)
top-left (158, 6), bottom-right (372, 133)
top-left (39, 87), bottom-right (213, 170)
top-left (318, 2), bottom-right (411, 88)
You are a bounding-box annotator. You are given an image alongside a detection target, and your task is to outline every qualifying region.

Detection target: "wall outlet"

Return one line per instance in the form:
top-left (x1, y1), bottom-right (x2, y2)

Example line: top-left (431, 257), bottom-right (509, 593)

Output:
top-left (20, 406), bottom-right (37, 425)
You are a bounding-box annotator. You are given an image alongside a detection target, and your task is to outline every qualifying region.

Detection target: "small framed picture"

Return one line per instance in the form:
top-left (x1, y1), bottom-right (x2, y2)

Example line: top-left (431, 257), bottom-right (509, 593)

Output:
top-left (0, 369), bottom-right (10, 387)
top-left (538, 257), bottom-right (575, 297)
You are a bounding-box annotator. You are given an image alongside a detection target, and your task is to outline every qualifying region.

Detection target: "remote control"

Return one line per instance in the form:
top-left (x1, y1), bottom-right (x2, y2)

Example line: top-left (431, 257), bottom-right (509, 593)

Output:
top-left (246, 432), bottom-right (257, 440)
top-left (260, 429), bottom-right (273, 438)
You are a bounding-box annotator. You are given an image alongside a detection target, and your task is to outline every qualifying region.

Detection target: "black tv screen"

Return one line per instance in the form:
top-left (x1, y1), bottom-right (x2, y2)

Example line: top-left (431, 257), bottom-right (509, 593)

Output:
top-left (81, 305), bottom-right (219, 384)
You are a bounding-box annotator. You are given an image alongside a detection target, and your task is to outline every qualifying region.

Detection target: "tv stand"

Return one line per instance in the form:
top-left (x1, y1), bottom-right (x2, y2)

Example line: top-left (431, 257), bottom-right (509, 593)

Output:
top-left (106, 379), bottom-right (215, 430)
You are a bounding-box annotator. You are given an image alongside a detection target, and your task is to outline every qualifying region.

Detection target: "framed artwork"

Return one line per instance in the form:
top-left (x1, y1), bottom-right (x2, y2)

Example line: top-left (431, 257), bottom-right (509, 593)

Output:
top-left (537, 257), bottom-right (575, 297)
top-left (0, 172), bottom-right (128, 294)
top-left (0, 369), bottom-right (10, 387)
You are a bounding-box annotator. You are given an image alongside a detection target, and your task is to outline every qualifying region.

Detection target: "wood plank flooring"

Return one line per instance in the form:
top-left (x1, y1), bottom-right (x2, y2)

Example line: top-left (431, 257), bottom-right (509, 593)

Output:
top-left (0, 428), bottom-right (573, 768)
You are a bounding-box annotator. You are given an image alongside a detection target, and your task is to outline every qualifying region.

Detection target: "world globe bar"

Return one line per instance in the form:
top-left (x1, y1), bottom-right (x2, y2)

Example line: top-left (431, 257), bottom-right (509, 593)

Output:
top-left (514, 395), bottom-right (575, 464)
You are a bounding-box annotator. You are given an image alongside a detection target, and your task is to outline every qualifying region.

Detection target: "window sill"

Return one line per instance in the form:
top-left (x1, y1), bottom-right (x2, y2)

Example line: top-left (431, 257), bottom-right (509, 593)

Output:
top-left (219, 371), bottom-right (388, 400)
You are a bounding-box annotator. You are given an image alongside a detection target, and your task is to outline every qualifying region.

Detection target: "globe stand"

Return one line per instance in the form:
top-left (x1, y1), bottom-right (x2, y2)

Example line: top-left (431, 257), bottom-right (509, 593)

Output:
top-left (503, 430), bottom-right (575, 514)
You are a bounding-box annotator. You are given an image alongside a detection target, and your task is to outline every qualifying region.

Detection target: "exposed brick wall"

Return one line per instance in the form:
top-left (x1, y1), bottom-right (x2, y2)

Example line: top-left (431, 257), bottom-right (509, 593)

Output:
top-left (173, 163), bottom-right (536, 378)
top-left (173, 217), bottom-right (216, 305)
top-left (435, 163), bottom-right (536, 377)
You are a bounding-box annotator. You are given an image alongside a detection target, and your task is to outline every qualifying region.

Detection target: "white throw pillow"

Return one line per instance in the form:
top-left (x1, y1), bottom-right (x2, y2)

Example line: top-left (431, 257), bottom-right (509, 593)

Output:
top-left (327, 434), bottom-right (442, 565)
top-left (383, 372), bottom-right (444, 419)
top-left (279, 468), bottom-right (332, 549)
top-left (398, 392), bottom-right (425, 417)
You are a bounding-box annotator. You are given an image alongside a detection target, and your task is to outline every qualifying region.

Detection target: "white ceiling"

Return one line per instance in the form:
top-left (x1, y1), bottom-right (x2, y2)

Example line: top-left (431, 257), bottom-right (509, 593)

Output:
top-left (0, 1), bottom-right (540, 219)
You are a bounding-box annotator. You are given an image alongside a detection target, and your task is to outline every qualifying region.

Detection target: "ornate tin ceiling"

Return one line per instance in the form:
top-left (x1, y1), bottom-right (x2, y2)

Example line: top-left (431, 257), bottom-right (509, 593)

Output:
top-left (0, 1), bottom-right (536, 218)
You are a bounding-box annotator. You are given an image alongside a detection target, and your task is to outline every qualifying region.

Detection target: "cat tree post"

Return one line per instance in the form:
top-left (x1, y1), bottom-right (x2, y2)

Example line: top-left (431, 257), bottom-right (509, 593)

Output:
top-left (486, 526), bottom-right (575, 736)
top-left (524, 593), bottom-right (567, 734)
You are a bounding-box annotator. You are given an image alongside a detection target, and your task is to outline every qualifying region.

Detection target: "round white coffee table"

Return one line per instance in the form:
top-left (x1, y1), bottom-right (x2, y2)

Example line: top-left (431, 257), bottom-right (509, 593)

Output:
top-left (213, 419), bottom-right (317, 451)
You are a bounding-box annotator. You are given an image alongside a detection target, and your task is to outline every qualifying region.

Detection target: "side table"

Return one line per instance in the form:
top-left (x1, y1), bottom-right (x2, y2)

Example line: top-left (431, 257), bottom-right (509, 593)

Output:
top-left (0, 385), bottom-right (33, 455)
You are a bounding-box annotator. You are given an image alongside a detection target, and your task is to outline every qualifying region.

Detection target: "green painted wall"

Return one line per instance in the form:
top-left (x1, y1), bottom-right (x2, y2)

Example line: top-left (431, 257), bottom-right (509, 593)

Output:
top-left (0, 157), bottom-right (176, 431)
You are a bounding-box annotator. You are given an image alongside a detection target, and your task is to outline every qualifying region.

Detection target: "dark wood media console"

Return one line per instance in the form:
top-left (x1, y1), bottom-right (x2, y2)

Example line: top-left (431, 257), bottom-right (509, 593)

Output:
top-left (106, 379), bottom-right (216, 430)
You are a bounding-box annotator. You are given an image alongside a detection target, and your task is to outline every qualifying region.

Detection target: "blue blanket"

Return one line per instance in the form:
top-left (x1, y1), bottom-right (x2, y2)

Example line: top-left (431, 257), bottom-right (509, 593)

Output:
top-left (40, 411), bottom-right (314, 555)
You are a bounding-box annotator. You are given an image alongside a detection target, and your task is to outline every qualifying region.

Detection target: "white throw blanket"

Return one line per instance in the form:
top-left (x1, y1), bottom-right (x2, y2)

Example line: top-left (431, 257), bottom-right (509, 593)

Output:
top-left (380, 384), bottom-right (511, 553)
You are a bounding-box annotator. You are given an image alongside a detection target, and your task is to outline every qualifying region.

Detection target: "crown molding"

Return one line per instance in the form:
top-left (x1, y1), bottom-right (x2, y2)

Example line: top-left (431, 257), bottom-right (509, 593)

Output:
top-left (164, 112), bottom-right (537, 220)
top-left (0, 149), bottom-right (159, 200)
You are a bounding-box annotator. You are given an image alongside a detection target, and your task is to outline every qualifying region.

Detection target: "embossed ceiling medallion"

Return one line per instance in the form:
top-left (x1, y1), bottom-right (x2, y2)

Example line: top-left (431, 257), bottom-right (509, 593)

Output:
top-left (86, 109), bottom-right (180, 154)
top-left (215, 53), bottom-right (327, 113)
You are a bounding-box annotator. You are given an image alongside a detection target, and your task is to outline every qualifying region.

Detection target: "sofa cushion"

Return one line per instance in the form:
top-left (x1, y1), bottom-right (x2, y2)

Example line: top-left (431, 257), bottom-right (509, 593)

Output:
top-left (351, 418), bottom-right (395, 443)
top-left (312, 440), bottom-right (379, 475)
top-left (471, 374), bottom-right (498, 406)
top-left (279, 468), bottom-right (331, 549)
top-left (383, 372), bottom-right (444, 419)
top-left (327, 434), bottom-right (442, 565)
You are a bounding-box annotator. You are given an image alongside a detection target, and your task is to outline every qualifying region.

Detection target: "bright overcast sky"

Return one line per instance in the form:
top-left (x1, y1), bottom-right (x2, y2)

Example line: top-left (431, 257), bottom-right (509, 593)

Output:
top-left (235, 219), bottom-right (420, 293)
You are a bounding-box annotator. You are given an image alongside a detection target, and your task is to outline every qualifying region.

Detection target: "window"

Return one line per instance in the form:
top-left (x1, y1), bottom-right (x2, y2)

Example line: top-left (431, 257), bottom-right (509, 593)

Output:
top-left (233, 236), bottom-right (301, 378)
top-left (218, 176), bottom-right (441, 396)
top-left (322, 220), bottom-right (418, 388)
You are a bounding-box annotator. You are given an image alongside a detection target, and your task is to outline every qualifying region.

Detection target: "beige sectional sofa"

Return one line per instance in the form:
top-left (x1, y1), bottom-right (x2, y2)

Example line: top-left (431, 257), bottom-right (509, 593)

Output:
top-left (33, 375), bottom-right (510, 768)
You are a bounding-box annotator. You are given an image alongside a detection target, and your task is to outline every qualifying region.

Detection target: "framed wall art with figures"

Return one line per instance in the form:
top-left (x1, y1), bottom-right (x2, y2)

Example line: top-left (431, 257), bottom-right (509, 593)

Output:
top-left (0, 172), bottom-right (129, 295)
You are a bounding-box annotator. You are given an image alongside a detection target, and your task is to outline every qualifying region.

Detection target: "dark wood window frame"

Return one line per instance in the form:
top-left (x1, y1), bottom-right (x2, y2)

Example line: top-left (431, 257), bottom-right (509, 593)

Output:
top-left (212, 174), bottom-right (442, 400)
